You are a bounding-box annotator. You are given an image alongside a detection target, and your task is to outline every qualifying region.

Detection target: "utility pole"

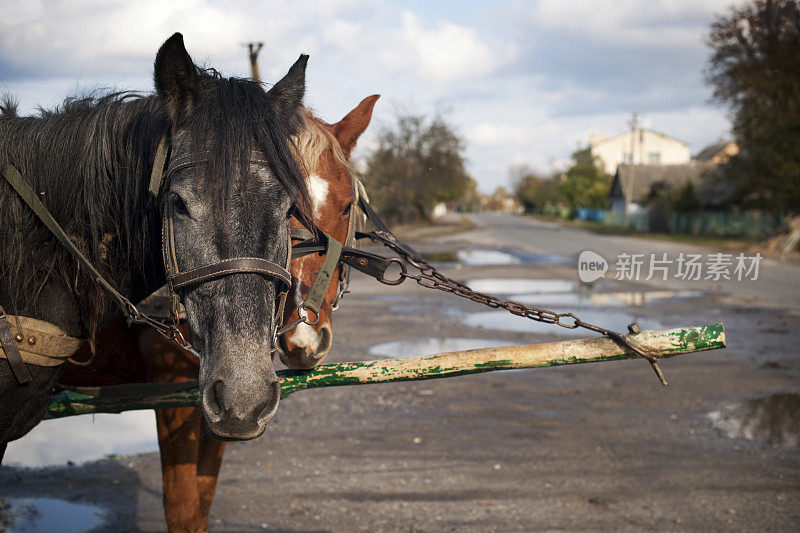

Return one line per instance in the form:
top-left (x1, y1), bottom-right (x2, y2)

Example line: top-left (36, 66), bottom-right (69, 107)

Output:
top-left (623, 111), bottom-right (640, 215)
top-left (247, 42), bottom-right (263, 82)
top-left (626, 111), bottom-right (639, 164)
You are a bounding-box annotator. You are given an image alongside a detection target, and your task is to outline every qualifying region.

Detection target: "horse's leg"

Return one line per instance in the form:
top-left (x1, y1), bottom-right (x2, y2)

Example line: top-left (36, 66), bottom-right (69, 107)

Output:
top-left (196, 423), bottom-right (226, 524)
top-left (154, 406), bottom-right (204, 533)
top-left (141, 327), bottom-right (208, 533)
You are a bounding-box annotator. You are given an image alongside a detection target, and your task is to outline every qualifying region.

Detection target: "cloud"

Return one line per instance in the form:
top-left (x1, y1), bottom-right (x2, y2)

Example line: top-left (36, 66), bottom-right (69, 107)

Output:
top-left (322, 20), bottom-right (367, 56)
top-left (0, 0), bottom-right (736, 195)
top-left (531, 0), bottom-right (744, 48)
top-left (0, 0), bottom-right (372, 81)
top-left (380, 11), bottom-right (498, 83)
top-left (0, 0), bottom-right (246, 78)
top-left (483, 0), bottom-right (750, 123)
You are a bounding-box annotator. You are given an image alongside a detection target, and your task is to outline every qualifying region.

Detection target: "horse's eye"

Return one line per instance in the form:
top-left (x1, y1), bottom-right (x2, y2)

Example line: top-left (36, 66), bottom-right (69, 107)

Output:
top-left (341, 203), bottom-right (352, 217)
top-left (171, 194), bottom-right (189, 217)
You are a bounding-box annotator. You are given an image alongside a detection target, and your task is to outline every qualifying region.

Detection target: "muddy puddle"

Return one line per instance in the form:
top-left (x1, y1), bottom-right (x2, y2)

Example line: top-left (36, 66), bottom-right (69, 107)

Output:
top-left (457, 249), bottom-right (521, 265)
top-left (3, 411), bottom-right (158, 468)
top-left (708, 392), bottom-right (800, 450)
top-left (375, 273), bottom-right (698, 337)
top-left (457, 278), bottom-right (696, 336)
top-left (464, 309), bottom-right (665, 336)
top-left (513, 289), bottom-right (704, 308)
top-left (0, 497), bottom-right (104, 532)
top-left (465, 278), bottom-right (702, 306)
top-left (421, 248), bottom-right (571, 266)
top-left (465, 278), bottom-right (575, 294)
top-left (369, 338), bottom-right (514, 359)
top-left (458, 248), bottom-right (572, 266)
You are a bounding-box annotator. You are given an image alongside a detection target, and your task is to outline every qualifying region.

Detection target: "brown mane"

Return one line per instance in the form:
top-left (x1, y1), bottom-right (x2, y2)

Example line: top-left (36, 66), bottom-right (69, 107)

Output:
top-left (294, 108), bottom-right (352, 175)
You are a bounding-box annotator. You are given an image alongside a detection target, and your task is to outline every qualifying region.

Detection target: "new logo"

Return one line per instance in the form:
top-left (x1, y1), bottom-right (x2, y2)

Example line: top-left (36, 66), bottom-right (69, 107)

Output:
top-left (578, 250), bottom-right (608, 283)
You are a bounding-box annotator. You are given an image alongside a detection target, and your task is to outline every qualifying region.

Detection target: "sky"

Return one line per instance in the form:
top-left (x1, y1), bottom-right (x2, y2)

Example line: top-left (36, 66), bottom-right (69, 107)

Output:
top-left (0, 0), bottom-right (744, 193)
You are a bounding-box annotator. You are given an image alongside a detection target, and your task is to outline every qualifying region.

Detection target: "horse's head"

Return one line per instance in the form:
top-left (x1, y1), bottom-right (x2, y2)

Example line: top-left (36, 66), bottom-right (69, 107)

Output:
top-left (153, 34), bottom-right (310, 440)
top-left (278, 95), bottom-right (379, 369)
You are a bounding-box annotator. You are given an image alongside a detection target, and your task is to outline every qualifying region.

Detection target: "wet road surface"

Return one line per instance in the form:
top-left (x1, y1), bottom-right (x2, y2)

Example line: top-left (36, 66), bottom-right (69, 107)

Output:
top-left (1, 213), bottom-right (799, 531)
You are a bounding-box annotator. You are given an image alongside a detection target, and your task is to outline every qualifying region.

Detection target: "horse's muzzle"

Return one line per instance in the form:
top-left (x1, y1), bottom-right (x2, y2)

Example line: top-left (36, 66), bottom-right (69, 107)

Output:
top-left (201, 372), bottom-right (280, 441)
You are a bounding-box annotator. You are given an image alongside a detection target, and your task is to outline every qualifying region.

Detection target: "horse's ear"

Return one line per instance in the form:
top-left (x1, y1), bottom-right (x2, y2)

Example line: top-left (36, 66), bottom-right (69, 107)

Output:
top-left (331, 94), bottom-right (380, 156)
top-left (266, 54), bottom-right (308, 122)
top-left (154, 33), bottom-right (199, 125)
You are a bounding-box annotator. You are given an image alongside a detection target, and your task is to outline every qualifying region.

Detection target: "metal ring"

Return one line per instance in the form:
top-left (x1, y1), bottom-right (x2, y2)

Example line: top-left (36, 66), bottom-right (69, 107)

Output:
top-left (298, 305), bottom-right (320, 325)
top-left (125, 301), bottom-right (143, 321)
top-left (378, 257), bottom-right (407, 285)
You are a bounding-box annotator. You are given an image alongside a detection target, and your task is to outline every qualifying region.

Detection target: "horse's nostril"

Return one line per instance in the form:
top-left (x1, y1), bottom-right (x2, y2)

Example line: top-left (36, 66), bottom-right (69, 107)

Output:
top-left (277, 334), bottom-right (288, 356)
top-left (257, 380), bottom-right (281, 424)
top-left (315, 325), bottom-right (332, 358)
top-left (201, 379), bottom-right (224, 423)
top-left (213, 380), bottom-right (225, 415)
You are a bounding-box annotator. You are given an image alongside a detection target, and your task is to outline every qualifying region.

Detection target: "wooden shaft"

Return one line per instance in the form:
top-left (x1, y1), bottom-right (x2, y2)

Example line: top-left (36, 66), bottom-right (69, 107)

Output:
top-left (44, 324), bottom-right (725, 420)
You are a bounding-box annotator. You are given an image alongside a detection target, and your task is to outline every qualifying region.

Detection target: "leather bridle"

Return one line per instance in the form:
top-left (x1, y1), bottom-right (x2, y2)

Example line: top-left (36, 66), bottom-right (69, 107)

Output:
top-left (148, 139), bottom-right (294, 346)
top-left (283, 181), bottom-right (405, 335)
top-left (0, 136), bottom-right (297, 377)
top-left (0, 133), bottom-right (403, 385)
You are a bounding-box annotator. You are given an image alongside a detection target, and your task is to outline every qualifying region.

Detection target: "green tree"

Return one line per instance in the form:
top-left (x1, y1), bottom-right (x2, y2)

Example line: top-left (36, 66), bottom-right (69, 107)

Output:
top-left (510, 165), bottom-right (562, 211)
top-left (671, 182), bottom-right (702, 213)
top-left (705, 0), bottom-right (800, 212)
top-left (363, 111), bottom-right (476, 223)
top-left (558, 155), bottom-right (611, 211)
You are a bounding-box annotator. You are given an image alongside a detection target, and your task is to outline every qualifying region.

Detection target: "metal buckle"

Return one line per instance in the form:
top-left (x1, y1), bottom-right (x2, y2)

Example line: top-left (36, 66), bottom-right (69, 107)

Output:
top-left (125, 301), bottom-right (193, 352)
top-left (377, 257), bottom-right (407, 285)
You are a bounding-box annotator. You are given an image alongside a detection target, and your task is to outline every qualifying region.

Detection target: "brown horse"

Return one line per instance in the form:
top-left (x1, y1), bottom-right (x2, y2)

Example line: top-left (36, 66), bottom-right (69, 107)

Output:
top-left (59, 94), bottom-right (379, 532)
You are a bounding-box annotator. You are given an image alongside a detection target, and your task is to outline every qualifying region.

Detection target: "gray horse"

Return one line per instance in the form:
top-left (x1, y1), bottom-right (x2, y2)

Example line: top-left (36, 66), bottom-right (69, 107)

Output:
top-left (0, 33), bottom-right (311, 458)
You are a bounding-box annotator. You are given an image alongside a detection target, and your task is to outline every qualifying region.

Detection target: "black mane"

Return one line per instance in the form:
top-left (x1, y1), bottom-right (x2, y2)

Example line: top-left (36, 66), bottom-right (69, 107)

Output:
top-left (0, 71), bottom-right (309, 338)
top-left (187, 70), bottom-right (310, 220)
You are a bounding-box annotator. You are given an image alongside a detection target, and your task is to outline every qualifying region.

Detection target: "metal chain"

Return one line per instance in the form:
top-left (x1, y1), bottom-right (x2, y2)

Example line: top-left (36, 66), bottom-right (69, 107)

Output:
top-left (364, 231), bottom-right (668, 385)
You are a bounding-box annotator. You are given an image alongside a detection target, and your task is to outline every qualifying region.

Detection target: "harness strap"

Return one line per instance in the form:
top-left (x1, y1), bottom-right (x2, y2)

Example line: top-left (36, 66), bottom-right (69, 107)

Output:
top-left (0, 312), bottom-right (85, 382)
top-left (290, 227), bottom-right (315, 241)
top-left (291, 240), bottom-right (402, 284)
top-left (148, 137), bottom-right (170, 197)
top-left (1, 163), bottom-right (135, 317)
top-left (301, 235), bottom-right (343, 316)
top-left (170, 257), bottom-right (292, 290)
top-left (151, 149), bottom-right (272, 198)
top-left (356, 195), bottom-right (424, 263)
top-left (0, 312), bottom-right (31, 384)
top-left (60, 380), bottom-right (197, 399)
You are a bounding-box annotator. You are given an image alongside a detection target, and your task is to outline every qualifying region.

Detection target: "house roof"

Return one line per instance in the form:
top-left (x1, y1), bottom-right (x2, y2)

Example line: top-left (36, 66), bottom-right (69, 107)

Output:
top-left (610, 162), bottom-right (718, 204)
top-left (694, 142), bottom-right (730, 161)
top-left (591, 128), bottom-right (689, 149)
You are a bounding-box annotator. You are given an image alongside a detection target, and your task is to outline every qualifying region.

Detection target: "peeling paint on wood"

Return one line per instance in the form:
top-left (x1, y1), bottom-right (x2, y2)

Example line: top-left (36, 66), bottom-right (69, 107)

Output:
top-left (43, 323), bottom-right (726, 420)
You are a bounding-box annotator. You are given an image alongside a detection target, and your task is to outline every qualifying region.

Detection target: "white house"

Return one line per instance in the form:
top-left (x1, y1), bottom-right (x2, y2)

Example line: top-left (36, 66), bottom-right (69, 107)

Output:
top-left (588, 128), bottom-right (691, 175)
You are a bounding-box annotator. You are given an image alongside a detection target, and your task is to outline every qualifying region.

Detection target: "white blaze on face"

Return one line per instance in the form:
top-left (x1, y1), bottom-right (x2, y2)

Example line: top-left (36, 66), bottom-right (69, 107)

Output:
top-left (287, 322), bottom-right (321, 352)
top-left (287, 174), bottom-right (329, 353)
top-left (307, 174), bottom-right (329, 220)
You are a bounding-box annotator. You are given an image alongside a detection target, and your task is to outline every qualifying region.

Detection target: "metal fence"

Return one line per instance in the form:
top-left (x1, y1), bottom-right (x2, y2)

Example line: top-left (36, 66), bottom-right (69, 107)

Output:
top-left (603, 210), bottom-right (785, 240)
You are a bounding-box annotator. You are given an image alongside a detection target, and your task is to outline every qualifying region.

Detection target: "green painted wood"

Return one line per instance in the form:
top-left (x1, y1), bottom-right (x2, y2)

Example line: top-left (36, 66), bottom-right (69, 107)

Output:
top-left (44, 323), bottom-right (726, 420)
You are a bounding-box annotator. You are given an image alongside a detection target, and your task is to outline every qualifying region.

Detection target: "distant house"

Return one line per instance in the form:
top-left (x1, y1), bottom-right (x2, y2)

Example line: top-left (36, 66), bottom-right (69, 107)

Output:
top-left (431, 202), bottom-right (447, 219)
top-left (609, 162), bottom-right (720, 214)
top-left (480, 187), bottom-right (523, 213)
top-left (694, 141), bottom-right (739, 164)
top-left (588, 128), bottom-right (691, 175)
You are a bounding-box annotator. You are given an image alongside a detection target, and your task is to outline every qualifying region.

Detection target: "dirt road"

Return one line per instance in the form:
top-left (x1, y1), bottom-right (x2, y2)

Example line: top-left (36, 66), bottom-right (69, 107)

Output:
top-left (2, 214), bottom-right (799, 531)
